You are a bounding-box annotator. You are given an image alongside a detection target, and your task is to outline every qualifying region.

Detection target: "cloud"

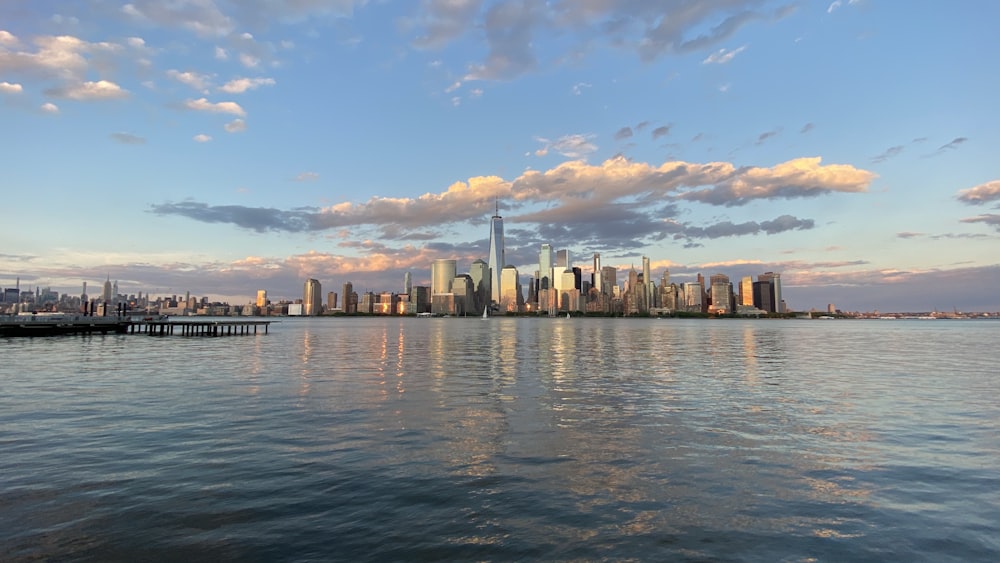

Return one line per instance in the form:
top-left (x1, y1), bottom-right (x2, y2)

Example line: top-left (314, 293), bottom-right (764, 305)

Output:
top-left (151, 154), bottom-right (874, 254)
top-left (827, 1), bottom-right (842, 13)
top-left (0, 81), bottom-right (23, 94)
top-left (110, 132), bottom-right (146, 144)
top-left (121, 1), bottom-right (235, 37)
top-left (701, 45), bottom-right (746, 64)
top-left (40, 102), bottom-right (59, 113)
top-left (924, 136), bottom-right (969, 158)
top-left (45, 80), bottom-right (129, 100)
top-left (956, 180), bottom-right (1000, 205)
top-left (652, 125), bottom-right (671, 140)
top-left (183, 97), bottom-right (246, 117)
top-left (238, 53), bottom-right (260, 68)
top-left (571, 82), bottom-right (591, 95)
top-left (677, 215), bottom-right (814, 240)
top-left (295, 172), bottom-right (320, 182)
top-left (167, 69), bottom-right (213, 91)
top-left (755, 128), bottom-right (780, 145)
top-left (193, 133), bottom-right (212, 143)
top-left (871, 145), bottom-right (904, 164)
top-left (674, 156), bottom-right (875, 206)
top-left (614, 127), bottom-right (633, 140)
top-left (896, 232), bottom-right (924, 239)
top-left (219, 77), bottom-right (275, 94)
top-left (224, 118), bottom-right (247, 133)
top-left (408, 0), bottom-right (482, 49)
top-left (800, 122), bottom-right (815, 134)
top-left (463, 1), bottom-right (541, 81)
top-left (534, 134), bottom-right (598, 159)
top-left (961, 214), bottom-right (1000, 232)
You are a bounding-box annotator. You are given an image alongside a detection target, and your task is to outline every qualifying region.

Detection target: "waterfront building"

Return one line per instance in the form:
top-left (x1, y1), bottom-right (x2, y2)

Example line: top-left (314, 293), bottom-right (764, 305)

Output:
top-left (681, 282), bottom-right (703, 312)
top-left (431, 259), bottom-right (456, 297)
top-left (592, 253), bottom-right (602, 294)
top-left (303, 278), bottom-right (322, 316)
top-left (740, 276), bottom-right (754, 307)
top-left (403, 272), bottom-right (412, 295)
top-left (376, 292), bottom-right (399, 315)
top-left (487, 201), bottom-right (505, 303)
top-left (709, 274), bottom-right (732, 314)
top-left (759, 272), bottom-right (783, 313)
top-left (752, 280), bottom-right (773, 313)
top-left (327, 291), bottom-right (338, 311)
top-left (256, 290), bottom-right (267, 308)
top-left (469, 259), bottom-right (489, 314)
top-left (358, 292), bottom-right (375, 314)
top-left (452, 275), bottom-right (474, 315)
top-left (103, 276), bottom-right (112, 304)
top-left (410, 286), bottom-right (430, 314)
top-left (539, 244), bottom-right (554, 291)
top-left (500, 265), bottom-right (521, 313)
top-left (342, 282), bottom-right (355, 314)
top-left (601, 266), bottom-right (617, 297)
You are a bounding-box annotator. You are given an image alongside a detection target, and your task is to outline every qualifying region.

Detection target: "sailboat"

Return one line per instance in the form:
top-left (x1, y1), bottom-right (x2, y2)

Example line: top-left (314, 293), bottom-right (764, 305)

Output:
top-left (482, 305), bottom-right (489, 320)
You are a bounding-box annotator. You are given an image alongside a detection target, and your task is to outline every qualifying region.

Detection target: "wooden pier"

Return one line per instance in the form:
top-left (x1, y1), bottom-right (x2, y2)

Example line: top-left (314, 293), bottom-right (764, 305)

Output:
top-left (129, 319), bottom-right (271, 336)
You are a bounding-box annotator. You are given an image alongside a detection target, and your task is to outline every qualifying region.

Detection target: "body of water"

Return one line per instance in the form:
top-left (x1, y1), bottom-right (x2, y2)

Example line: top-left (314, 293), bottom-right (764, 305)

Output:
top-left (2, 317), bottom-right (998, 561)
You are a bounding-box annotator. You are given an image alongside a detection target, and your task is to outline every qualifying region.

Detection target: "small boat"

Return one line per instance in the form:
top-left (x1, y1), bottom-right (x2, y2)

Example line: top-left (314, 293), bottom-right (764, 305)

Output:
top-left (482, 305), bottom-right (489, 319)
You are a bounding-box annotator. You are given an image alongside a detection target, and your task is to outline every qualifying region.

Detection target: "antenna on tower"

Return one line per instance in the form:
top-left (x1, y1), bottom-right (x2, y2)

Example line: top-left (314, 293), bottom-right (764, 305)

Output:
top-left (495, 196), bottom-right (499, 217)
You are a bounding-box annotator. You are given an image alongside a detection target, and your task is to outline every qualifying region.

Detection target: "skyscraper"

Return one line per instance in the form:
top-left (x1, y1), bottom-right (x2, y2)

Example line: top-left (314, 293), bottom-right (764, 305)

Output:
top-left (593, 253), bottom-right (602, 293)
top-left (303, 278), bottom-right (322, 316)
top-left (487, 200), bottom-right (505, 303)
top-left (403, 272), bottom-right (412, 295)
top-left (103, 275), bottom-right (112, 303)
top-left (256, 290), bottom-right (267, 308)
top-left (469, 259), bottom-right (489, 313)
top-left (539, 244), bottom-right (554, 290)
top-left (431, 259), bottom-right (457, 296)
top-left (759, 272), bottom-right (783, 313)
top-left (342, 282), bottom-right (355, 314)
top-left (740, 276), bottom-right (754, 307)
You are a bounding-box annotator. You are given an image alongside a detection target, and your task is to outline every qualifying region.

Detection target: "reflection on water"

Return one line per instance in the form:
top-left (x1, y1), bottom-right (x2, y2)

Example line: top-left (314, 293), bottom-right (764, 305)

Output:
top-left (1, 318), bottom-right (998, 560)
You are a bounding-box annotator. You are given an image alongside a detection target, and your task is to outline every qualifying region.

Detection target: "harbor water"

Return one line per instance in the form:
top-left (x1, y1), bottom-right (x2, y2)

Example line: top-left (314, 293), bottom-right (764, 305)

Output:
top-left (2, 317), bottom-right (998, 561)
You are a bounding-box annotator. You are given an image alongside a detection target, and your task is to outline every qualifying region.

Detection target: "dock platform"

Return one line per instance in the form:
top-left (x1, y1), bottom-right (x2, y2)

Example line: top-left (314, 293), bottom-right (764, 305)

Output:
top-left (129, 319), bottom-right (271, 336)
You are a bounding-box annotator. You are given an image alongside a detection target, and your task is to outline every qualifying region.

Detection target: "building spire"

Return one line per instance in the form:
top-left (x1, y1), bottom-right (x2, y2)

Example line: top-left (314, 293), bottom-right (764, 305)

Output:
top-left (494, 196), bottom-right (500, 217)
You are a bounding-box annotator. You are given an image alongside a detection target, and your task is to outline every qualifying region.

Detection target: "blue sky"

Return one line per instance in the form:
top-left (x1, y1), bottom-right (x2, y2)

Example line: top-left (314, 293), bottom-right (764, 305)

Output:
top-left (2, 0), bottom-right (998, 312)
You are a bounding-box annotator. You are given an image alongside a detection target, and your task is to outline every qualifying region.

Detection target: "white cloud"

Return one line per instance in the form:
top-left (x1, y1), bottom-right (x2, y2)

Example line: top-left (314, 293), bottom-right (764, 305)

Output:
top-left (193, 133), bottom-right (212, 143)
top-left (167, 69), bottom-right (213, 91)
top-left (0, 30), bottom-right (20, 47)
top-left (702, 45), bottom-right (747, 64)
top-left (224, 118), bottom-right (246, 133)
top-left (0, 81), bottom-right (23, 94)
top-left (40, 102), bottom-right (59, 113)
top-left (183, 97), bottom-right (246, 117)
top-left (239, 53), bottom-right (260, 68)
top-left (214, 46), bottom-right (228, 60)
top-left (121, 1), bottom-right (234, 38)
top-left (956, 180), bottom-right (1000, 205)
top-left (295, 172), bottom-right (320, 182)
top-left (111, 132), bottom-right (146, 144)
top-left (827, 1), bottom-right (842, 13)
top-left (572, 82), bottom-right (591, 95)
top-left (534, 134), bottom-right (598, 159)
top-left (45, 80), bottom-right (129, 100)
top-left (218, 77), bottom-right (275, 94)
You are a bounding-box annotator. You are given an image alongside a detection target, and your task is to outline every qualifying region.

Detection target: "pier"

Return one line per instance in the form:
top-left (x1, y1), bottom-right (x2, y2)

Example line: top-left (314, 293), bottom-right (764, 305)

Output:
top-left (129, 319), bottom-right (271, 337)
top-left (1, 315), bottom-right (271, 337)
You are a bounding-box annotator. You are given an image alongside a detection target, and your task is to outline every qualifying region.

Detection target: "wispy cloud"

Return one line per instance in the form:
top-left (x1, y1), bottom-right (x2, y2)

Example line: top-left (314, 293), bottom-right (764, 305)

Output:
top-left (960, 214), bottom-right (1000, 232)
top-left (0, 81), bottom-right (23, 94)
top-left (193, 133), bottom-right (212, 143)
top-left (533, 134), bottom-right (598, 159)
top-left (294, 172), bottom-right (319, 182)
top-left (652, 125), bottom-right (671, 140)
top-left (167, 69), bottom-right (213, 91)
top-left (924, 136), bottom-right (969, 158)
top-left (800, 122), bottom-right (815, 134)
top-left (702, 45), bottom-right (746, 64)
top-left (224, 118), bottom-right (246, 133)
top-left (110, 132), bottom-right (146, 144)
top-left (755, 128), bottom-right (781, 145)
top-left (871, 145), bottom-right (904, 164)
top-left (614, 126), bottom-right (633, 140)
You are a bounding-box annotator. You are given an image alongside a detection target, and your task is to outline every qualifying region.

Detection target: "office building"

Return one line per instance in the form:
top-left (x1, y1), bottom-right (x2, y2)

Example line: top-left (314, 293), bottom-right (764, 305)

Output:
top-left (303, 278), bottom-right (322, 316)
top-left (487, 200), bottom-right (505, 303)
top-left (431, 259), bottom-right (457, 296)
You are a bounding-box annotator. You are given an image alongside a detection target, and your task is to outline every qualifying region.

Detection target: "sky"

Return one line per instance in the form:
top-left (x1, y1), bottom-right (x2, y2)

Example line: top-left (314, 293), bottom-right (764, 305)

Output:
top-left (1, 0), bottom-right (998, 313)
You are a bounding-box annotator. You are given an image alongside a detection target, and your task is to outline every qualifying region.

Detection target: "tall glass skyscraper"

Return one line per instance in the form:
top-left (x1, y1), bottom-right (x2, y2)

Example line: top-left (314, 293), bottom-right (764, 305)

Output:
top-left (487, 201), bottom-right (505, 303)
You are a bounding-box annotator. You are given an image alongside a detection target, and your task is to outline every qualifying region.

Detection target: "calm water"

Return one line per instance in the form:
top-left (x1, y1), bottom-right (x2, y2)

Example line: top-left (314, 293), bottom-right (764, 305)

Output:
top-left (1, 318), bottom-right (998, 561)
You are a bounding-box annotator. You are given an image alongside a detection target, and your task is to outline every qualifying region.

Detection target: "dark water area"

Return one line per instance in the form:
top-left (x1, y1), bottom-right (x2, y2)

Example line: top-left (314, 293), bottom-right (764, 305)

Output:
top-left (2, 318), bottom-right (998, 561)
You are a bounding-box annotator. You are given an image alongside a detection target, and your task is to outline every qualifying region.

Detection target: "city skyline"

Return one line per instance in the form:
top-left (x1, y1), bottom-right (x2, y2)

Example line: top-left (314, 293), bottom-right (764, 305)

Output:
top-left (1, 2), bottom-right (998, 312)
